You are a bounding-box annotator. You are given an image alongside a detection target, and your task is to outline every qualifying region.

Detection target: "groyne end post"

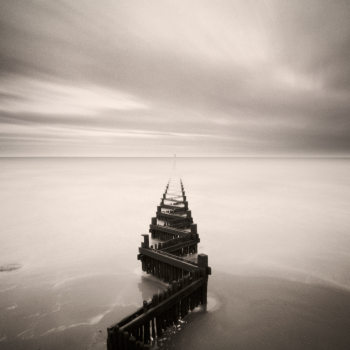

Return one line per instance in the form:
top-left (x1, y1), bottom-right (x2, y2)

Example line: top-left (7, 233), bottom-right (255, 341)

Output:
top-left (198, 254), bottom-right (209, 304)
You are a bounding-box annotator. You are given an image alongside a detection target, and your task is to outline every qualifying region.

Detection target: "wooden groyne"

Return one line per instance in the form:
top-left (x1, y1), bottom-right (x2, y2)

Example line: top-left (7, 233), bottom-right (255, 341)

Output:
top-left (107, 179), bottom-right (211, 350)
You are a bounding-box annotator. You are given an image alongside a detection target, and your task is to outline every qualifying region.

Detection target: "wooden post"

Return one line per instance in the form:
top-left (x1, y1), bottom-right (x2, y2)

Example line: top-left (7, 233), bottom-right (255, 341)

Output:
top-left (189, 271), bottom-right (195, 311)
top-left (154, 259), bottom-right (158, 277)
top-left (107, 326), bottom-right (118, 350)
top-left (145, 257), bottom-right (149, 274)
top-left (141, 255), bottom-right (146, 272)
top-left (161, 291), bottom-right (167, 331)
top-left (154, 293), bottom-right (162, 337)
top-left (163, 264), bottom-right (167, 283)
top-left (185, 276), bottom-right (190, 316)
top-left (141, 235), bottom-right (149, 249)
top-left (158, 261), bottom-right (162, 280)
top-left (129, 336), bottom-right (136, 350)
top-left (182, 276), bottom-right (187, 317)
top-left (151, 217), bottom-right (157, 225)
top-left (169, 265), bottom-right (174, 282)
top-left (172, 281), bottom-right (179, 324)
top-left (158, 291), bottom-right (165, 333)
top-left (143, 301), bottom-right (150, 344)
top-left (139, 319), bottom-right (143, 342)
top-left (198, 254), bottom-right (208, 304)
top-left (179, 278), bottom-right (184, 318)
top-left (190, 224), bottom-right (197, 235)
top-left (135, 326), bottom-right (140, 342)
top-left (164, 289), bottom-right (171, 327)
top-left (195, 270), bottom-right (200, 307)
top-left (123, 332), bottom-right (130, 350)
top-left (151, 295), bottom-right (156, 339)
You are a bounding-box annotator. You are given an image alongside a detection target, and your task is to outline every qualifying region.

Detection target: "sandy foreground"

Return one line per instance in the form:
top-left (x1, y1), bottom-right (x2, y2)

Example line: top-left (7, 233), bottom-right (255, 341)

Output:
top-left (2, 265), bottom-right (350, 349)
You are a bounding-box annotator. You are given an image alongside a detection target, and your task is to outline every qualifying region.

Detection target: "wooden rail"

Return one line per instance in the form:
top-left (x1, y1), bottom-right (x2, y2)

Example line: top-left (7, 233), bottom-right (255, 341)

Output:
top-left (160, 204), bottom-right (183, 209)
top-left (150, 226), bottom-right (189, 240)
top-left (107, 179), bottom-right (211, 350)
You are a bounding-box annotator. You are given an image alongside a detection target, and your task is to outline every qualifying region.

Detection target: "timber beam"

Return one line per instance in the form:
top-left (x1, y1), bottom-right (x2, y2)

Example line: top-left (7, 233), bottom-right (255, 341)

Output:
top-left (120, 278), bottom-right (205, 332)
top-left (149, 224), bottom-right (189, 237)
top-left (139, 247), bottom-right (198, 271)
top-left (160, 239), bottom-right (200, 253)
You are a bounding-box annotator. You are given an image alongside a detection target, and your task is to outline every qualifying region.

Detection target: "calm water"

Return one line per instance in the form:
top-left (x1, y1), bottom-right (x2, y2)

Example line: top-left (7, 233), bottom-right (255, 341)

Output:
top-left (1, 157), bottom-right (350, 349)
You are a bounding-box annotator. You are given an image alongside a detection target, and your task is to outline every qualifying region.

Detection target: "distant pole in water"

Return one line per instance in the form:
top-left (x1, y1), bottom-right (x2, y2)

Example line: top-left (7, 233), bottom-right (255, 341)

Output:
top-left (173, 154), bottom-right (176, 171)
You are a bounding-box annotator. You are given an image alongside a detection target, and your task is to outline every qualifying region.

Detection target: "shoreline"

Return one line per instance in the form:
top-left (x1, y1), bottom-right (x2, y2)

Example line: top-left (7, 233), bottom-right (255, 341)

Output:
top-left (160, 270), bottom-right (350, 349)
top-left (2, 261), bottom-right (350, 349)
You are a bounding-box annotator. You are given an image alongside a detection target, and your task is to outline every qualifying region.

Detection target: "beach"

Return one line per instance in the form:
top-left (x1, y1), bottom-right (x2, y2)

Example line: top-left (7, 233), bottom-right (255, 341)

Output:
top-left (1, 157), bottom-right (350, 349)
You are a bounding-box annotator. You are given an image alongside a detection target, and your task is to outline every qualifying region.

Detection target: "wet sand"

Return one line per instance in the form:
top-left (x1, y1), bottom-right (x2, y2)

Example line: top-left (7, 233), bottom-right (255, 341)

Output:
top-left (162, 271), bottom-right (350, 349)
top-left (2, 257), bottom-right (350, 350)
top-left (0, 269), bottom-right (168, 350)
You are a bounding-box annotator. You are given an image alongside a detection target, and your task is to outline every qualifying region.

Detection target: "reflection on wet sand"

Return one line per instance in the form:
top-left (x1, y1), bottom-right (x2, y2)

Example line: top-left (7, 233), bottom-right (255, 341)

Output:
top-left (162, 271), bottom-right (350, 350)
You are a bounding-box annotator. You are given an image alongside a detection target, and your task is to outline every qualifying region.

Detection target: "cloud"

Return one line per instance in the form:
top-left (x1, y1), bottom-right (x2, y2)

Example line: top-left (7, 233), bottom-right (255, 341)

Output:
top-left (0, 75), bottom-right (147, 116)
top-left (0, 0), bottom-right (350, 156)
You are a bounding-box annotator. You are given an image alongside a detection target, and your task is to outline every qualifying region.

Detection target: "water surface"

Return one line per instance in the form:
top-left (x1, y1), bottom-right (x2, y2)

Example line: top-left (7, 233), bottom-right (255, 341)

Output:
top-left (1, 157), bottom-right (349, 349)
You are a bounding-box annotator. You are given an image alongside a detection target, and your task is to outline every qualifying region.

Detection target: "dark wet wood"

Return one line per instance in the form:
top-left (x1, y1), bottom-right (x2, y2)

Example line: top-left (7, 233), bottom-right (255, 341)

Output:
top-left (139, 248), bottom-right (198, 271)
top-left (160, 239), bottom-right (200, 253)
top-left (108, 179), bottom-right (211, 348)
top-left (120, 278), bottom-right (205, 332)
top-left (149, 224), bottom-right (189, 236)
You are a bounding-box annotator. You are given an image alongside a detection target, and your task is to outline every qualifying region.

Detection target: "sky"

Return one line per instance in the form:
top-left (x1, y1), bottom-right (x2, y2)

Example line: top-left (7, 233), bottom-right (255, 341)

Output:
top-left (0, 0), bottom-right (350, 157)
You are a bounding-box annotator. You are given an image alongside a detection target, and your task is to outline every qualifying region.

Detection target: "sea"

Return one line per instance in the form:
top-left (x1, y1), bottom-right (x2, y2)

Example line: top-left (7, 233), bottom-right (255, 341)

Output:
top-left (0, 157), bottom-right (350, 349)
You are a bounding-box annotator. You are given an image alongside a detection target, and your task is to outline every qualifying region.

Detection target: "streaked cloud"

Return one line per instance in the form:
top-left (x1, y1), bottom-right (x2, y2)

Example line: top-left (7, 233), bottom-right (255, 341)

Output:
top-left (0, 0), bottom-right (349, 156)
top-left (0, 75), bottom-right (147, 116)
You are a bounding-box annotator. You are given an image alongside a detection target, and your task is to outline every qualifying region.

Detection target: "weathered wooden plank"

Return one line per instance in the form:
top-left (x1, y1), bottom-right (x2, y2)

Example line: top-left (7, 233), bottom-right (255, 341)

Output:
top-left (149, 224), bottom-right (188, 237)
top-left (164, 193), bottom-right (183, 198)
top-left (157, 211), bottom-right (186, 219)
top-left (160, 239), bottom-right (200, 253)
top-left (169, 199), bottom-right (186, 204)
top-left (163, 196), bottom-right (182, 201)
top-left (121, 278), bottom-right (205, 332)
top-left (139, 248), bottom-right (197, 271)
top-left (160, 206), bottom-right (187, 214)
top-left (160, 204), bottom-right (184, 209)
